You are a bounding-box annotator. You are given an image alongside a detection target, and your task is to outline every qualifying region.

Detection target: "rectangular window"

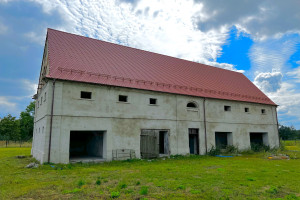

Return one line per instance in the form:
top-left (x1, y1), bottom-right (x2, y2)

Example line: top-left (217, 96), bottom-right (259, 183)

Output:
top-left (224, 105), bottom-right (231, 111)
top-left (118, 95), bottom-right (128, 102)
top-left (149, 98), bottom-right (157, 105)
top-left (261, 109), bottom-right (266, 114)
top-left (245, 107), bottom-right (249, 112)
top-left (81, 91), bottom-right (92, 99)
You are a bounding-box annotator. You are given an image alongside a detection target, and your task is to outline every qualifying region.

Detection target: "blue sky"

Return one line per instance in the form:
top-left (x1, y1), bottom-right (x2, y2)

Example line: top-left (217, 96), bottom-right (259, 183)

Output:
top-left (0, 0), bottom-right (300, 128)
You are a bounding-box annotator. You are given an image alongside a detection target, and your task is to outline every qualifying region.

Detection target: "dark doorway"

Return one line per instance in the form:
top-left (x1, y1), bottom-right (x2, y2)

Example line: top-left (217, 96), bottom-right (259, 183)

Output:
top-left (189, 129), bottom-right (199, 154)
top-left (140, 129), bottom-right (169, 159)
top-left (215, 132), bottom-right (229, 149)
top-left (69, 131), bottom-right (104, 160)
top-left (250, 133), bottom-right (263, 146)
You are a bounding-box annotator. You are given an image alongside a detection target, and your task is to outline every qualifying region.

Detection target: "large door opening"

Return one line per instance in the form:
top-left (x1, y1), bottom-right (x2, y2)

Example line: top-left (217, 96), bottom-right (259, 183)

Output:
top-left (189, 129), bottom-right (199, 154)
top-left (215, 132), bottom-right (232, 149)
top-left (69, 131), bottom-right (105, 161)
top-left (250, 132), bottom-right (268, 150)
top-left (140, 129), bottom-right (169, 159)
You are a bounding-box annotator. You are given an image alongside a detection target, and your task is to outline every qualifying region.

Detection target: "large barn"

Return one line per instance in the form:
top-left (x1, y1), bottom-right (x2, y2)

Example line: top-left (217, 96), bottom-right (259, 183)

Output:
top-left (32, 29), bottom-right (279, 164)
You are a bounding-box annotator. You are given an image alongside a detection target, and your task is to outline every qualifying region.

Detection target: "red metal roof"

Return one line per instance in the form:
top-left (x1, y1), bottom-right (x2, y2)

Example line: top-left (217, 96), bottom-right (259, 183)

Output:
top-left (46, 28), bottom-right (276, 106)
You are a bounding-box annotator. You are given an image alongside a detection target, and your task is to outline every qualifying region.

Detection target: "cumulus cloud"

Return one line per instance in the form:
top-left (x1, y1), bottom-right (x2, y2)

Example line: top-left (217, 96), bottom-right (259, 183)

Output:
top-left (23, 0), bottom-right (242, 71)
top-left (195, 0), bottom-right (300, 40)
top-left (253, 71), bottom-right (283, 93)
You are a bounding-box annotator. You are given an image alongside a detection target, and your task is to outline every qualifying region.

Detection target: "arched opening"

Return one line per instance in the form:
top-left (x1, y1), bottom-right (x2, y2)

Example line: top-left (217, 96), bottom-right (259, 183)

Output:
top-left (187, 102), bottom-right (197, 108)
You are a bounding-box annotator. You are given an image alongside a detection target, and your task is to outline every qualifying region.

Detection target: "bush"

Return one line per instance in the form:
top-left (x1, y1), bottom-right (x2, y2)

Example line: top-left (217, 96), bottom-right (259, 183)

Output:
top-left (77, 179), bottom-right (85, 187)
top-left (250, 143), bottom-right (270, 152)
top-left (207, 146), bottom-right (221, 156)
top-left (224, 145), bottom-right (238, 154)
top-left (96, 179), bottom-right (101, 185)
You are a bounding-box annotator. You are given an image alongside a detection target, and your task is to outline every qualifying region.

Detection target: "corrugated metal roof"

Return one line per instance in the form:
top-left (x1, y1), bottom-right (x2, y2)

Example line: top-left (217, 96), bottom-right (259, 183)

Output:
top-left (46, 28), bottom-right (276, 106)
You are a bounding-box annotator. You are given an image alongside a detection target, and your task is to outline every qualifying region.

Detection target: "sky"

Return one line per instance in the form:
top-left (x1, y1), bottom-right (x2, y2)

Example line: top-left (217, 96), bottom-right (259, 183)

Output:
top-left (0, 0), bottom-right (300, 128)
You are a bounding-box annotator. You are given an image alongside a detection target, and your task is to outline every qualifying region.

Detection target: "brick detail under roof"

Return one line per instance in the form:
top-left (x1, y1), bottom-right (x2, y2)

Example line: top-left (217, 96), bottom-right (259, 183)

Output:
top-left (45, 28), bottom-right (276, 106)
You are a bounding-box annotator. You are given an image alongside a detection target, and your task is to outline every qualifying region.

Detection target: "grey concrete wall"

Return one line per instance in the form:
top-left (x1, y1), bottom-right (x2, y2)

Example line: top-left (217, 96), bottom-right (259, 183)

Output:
top-left (32, 80), bottom-right (279, 164)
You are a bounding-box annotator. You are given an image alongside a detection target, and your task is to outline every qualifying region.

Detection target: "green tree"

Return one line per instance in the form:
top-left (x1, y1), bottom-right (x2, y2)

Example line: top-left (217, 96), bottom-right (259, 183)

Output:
top-left (0, 114), bottom-right (20, 147)
top-left (19, 101), bottom-right (35, 145)
top-left (279, 125), bottom-right (298, 140)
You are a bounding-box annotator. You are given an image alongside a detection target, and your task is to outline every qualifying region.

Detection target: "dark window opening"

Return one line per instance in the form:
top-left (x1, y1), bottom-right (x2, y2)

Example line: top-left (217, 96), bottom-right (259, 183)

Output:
top-left (261, 109), bottom-right (266, 114)
top-left (250, 132), bottom-right (268, 151)
top-left (119, 95), bottom-right (128, 102)
top-left (215, 132), bottom-right (231, 149)
top-left (189, 129), bottom-right (199, 154)
top-left (150, 98), bottom-right (157, 105)
top-left (245, 107), bottom-right (249, 112)
top-left (69, 131), bottom-right (104, 160)
top-left (224, 105), bottom-right (231, 111)
top-left (187, 102), bottom-right (197, 108)
top-left (81, 91), bottom-right (92, 99)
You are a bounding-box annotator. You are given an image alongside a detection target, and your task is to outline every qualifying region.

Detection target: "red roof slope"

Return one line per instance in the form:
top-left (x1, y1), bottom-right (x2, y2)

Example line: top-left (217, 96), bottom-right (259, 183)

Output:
top-left (46, 28), bottom-right (276, 106)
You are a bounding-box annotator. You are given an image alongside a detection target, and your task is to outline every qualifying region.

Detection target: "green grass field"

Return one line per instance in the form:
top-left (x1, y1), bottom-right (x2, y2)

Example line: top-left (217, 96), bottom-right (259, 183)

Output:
top-left (0, 143), bottom-right (300, 199)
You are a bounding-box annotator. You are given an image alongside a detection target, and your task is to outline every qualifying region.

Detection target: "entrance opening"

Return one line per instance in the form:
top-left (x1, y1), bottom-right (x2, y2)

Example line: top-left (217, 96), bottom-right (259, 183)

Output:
top-left (69, 131), bottom-right (104, 161)
top-left (215, 132), bottom-right (232, 149)
top-left (140, 129), bottom-right (169, 159)
top-left (189, 129), bottom-right (199, 154)
top-left (250, 132), bottom-right (268, 150)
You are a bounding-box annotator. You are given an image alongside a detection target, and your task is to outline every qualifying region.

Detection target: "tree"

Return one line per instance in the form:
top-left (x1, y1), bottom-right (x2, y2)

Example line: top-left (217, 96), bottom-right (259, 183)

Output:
top-left (0, 114), bottom-right (20, 147)
top-left (279, 125), bottom-right (298, 140)
top-left (19, 101), bottom-right (35, 145)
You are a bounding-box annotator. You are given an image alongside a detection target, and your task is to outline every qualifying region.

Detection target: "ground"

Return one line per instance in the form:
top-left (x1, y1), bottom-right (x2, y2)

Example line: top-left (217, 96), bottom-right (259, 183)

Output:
top-left (0, 142), bottom-right (300, 199)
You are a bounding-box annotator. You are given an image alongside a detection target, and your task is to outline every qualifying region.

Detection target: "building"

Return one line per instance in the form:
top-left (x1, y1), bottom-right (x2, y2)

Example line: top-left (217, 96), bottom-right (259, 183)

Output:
top-left (32, 29), bottom-right (279, 164)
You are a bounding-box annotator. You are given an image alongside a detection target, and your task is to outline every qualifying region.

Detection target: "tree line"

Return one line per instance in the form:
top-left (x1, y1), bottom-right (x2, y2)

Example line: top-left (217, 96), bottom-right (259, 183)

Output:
top-left (279, 124), bottom-right (300, 140)
top-left (0, 101), bottom-right (35, 147)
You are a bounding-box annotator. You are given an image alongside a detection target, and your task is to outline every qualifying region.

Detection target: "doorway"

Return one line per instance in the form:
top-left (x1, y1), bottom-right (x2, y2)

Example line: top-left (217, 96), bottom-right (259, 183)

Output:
top-left (189, 128), bottom-right (199, 154)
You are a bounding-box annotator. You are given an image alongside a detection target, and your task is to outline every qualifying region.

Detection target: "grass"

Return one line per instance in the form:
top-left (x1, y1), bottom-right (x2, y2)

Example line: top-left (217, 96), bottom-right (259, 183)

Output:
top-left (0, 143), bottom-right (300, 199)
top-left (284, 140), bottom-right (300, 151)
top-left (0, 140), bottom-right (32, 148)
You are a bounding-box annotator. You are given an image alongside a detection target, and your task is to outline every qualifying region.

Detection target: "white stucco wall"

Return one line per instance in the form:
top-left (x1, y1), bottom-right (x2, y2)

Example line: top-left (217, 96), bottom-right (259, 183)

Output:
top-left (32, 80), bottom-right (279, 164)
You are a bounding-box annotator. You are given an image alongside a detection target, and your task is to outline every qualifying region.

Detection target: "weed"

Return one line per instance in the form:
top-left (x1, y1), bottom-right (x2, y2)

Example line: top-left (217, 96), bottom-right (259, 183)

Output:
top-left (176, 185), bottom-right (185, 190)
top-left (140, 186), bottom-right (148, 195)
top-left (190, 190), bottom-right (201, 194)
top-left (77, 179), bottom-right (86, 188)
top-left (247, 177), bottom-right (256, 181)
top-left (119, 183), bottom-right (127, 189)
top-left (284, 193), bottom-right (299, 200)
top-left (136, 181), bottom-right (141, 185)
top-left (96, 179), bottom-right (101, 185)
top-left (267, 186), bottom-right (278, 194)
top-left (62, 188), bottom-right (81, 194)
top-left (224, 145), bottom-right (238, 154)
top-left (208, 146), bottom-right (221, 156)
top-left (111, 191), bottom-right (120, 198)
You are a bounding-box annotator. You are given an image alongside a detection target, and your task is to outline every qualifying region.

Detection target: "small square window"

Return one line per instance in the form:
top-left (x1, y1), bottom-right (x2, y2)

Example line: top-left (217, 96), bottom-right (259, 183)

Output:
top-left (81, 91), bottom-right (92, 99)
top-left (245, 107), bottom-right (249, 112)
top-left (224, 105), bottom-right (231, 111)
top-left (149, 98), bottom-right (157, 105)
top-left (119, 95), bottom-right (128, 102)
top-left (261, 109), bottom-right (266, 114)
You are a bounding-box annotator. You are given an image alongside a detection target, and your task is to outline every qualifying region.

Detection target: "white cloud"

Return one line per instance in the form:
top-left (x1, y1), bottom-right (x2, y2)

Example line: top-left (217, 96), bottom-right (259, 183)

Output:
top-left (254, 71), bottom-right (283, 93)
top-left (21, 79), bottom-right (38, 96)
top-left (27, 0), bottom-right (241, 71)
top-left (0, 96), bottom-right (16, 108)
top-left (287, 66), bottom-right (300, 83)
top-left (24, 31), bottom-right (46, 45)
top-left (195, 0), bottom-right (300, 40)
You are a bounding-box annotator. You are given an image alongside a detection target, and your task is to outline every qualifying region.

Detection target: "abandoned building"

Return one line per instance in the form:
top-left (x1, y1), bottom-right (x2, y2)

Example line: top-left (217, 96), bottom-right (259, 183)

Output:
top-left (32, 28), bottom-right (280, 164)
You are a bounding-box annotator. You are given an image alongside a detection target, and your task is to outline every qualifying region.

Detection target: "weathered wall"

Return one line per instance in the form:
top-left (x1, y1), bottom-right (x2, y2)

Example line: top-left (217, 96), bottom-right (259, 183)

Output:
top-left (32, 80), bottom-right (279, 164)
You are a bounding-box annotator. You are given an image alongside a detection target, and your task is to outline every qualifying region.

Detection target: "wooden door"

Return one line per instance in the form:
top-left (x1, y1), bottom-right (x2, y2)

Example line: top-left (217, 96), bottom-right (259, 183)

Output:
top-left (140, 130), bottom-right (159, 159)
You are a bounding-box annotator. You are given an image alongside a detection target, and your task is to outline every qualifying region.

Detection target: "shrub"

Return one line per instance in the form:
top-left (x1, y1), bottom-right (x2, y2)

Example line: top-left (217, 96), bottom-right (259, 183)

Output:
top-left (140, 186), bottom-right (148, 195)
top-left (77, 179), bottom-right (86, 187)
top-left (96, 179), bottom-right (101, 185)
top-left (111, 191), bottom-right (120, 198)
top-left (136, 181), bottom-right (141, 185)
top-left (224, 145), bottom-right (238, 154)
top-left (207, 146), bottom-right (221, 156)
top-left (250, 143), bottom-right (270, 152)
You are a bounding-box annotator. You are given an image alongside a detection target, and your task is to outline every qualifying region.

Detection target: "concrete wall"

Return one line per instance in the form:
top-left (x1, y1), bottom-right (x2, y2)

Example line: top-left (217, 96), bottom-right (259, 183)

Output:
top-left (32, 80), bottom-right (279, 163)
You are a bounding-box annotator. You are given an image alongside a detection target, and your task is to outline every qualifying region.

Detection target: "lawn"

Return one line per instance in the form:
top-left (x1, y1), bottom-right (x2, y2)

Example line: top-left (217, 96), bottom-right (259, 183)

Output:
top-left (0, 146), bottom-right (300, 199)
